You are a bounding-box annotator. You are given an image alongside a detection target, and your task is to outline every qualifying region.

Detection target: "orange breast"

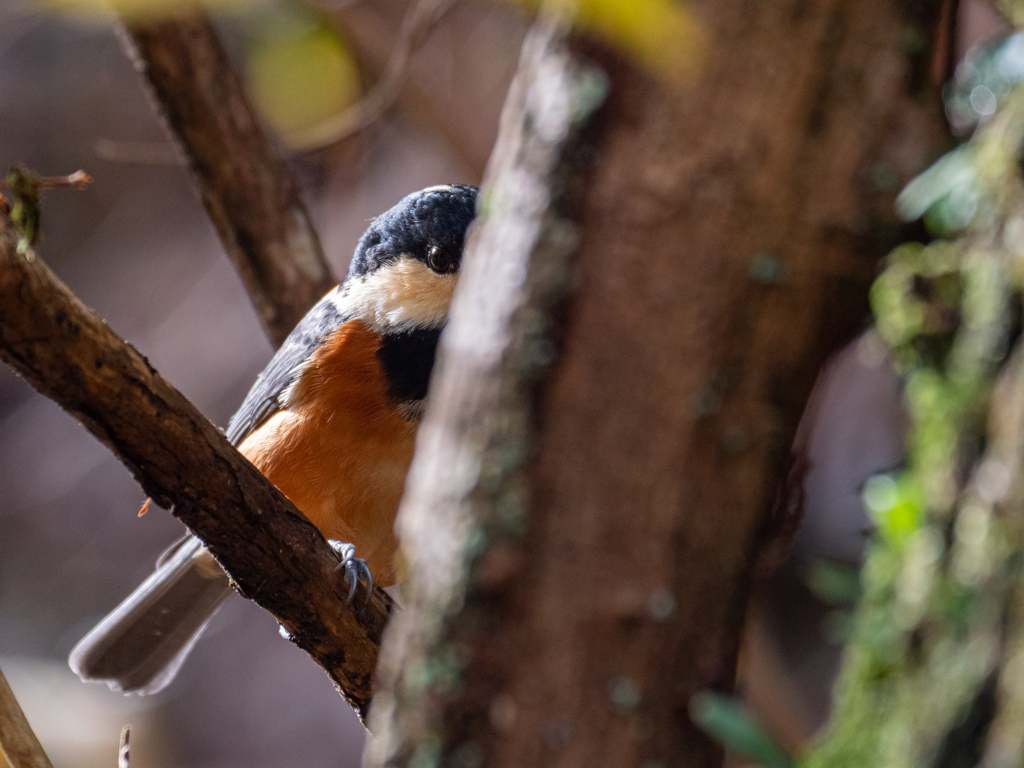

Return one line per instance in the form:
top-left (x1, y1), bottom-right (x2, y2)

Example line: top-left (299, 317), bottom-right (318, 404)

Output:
top-left (236, 320), bottom-right (417, 587)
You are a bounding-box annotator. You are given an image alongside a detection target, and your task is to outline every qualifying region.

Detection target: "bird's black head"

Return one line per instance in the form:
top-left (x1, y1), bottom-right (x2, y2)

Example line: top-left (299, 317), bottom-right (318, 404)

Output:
top-left (335, 185), bottom-right (478, 411)
top-left (332, 184), bottom-right (478, 336)
top-left (348, 184), bottom-right (478, 279)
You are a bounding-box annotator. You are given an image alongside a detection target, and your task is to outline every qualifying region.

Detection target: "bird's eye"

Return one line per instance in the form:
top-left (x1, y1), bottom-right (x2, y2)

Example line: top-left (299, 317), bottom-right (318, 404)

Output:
top-left (426, 245), bottom-right (445, 272)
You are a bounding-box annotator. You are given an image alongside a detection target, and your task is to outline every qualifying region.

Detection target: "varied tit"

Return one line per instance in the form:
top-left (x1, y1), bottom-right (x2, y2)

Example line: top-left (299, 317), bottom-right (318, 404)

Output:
top-left (69, 184), bottom-right (479, 695)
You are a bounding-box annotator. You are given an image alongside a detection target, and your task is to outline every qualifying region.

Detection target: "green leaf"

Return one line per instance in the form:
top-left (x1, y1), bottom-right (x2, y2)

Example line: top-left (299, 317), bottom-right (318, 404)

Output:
top-left (896, 147), bottom-right (979, 225)
top-left (806, 559), bottom-right (862, 605)
top-left (690, 691), bottom-right (794, 768)
top-left (247, 14), bottom-right (361, 140)
top-left (863, 473), bottom-right (924, 549)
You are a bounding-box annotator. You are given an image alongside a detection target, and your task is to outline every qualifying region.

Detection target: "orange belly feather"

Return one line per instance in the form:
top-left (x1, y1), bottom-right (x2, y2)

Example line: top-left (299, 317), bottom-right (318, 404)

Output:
top-left (236, 320), bottom-right (416, 587)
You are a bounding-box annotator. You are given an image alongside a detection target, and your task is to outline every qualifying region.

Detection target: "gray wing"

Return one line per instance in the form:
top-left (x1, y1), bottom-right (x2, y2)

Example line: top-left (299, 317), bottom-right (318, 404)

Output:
top-left (225, 288), bottom-right (346, 445)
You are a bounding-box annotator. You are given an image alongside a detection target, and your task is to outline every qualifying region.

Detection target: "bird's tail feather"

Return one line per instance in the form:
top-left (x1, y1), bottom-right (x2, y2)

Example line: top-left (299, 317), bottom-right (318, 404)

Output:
top-left (69, 536), bottom-right (233, 695)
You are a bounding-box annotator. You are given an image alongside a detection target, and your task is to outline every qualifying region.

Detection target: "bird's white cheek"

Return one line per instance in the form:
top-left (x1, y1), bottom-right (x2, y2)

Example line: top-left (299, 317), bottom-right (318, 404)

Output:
top-left (333, 257), bottom-right (457, 333)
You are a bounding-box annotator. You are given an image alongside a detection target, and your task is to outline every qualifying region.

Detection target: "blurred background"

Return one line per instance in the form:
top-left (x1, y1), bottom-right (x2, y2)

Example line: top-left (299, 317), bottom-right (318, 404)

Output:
top-left (0, 0), bottom-right (1010, 766)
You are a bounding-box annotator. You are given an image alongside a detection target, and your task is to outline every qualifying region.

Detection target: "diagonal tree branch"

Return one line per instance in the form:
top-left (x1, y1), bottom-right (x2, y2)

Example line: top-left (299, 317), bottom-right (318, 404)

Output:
top-left (0, 217), bottom-right (390, 721)
top-left (118, 12), bottom-right (338, 346)
top-left (0, 665), bottom-right (54, 768)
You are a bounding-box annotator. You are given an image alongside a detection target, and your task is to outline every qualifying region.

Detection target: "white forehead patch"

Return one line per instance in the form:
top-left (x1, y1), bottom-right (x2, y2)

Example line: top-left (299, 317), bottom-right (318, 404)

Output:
top-left (333, 256), bottom-right (457, 333)
top-left (418, 184), bottom-right (458, 194)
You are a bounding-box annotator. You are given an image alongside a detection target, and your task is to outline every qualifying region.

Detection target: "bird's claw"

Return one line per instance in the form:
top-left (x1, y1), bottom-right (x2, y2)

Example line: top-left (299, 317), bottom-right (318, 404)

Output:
top-left (328, 540), bottom-right (373, 604)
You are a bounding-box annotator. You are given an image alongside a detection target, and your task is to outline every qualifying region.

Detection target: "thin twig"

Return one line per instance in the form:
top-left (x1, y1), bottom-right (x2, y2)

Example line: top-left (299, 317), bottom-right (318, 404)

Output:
top-left (0, 169), bottom-right (92, 192)
top-left (118, 725), bottom-right (130, 768)
top-left (0, 664), bottom-right (54, 768)
top-left (289, 0), bottom-right (457, 151)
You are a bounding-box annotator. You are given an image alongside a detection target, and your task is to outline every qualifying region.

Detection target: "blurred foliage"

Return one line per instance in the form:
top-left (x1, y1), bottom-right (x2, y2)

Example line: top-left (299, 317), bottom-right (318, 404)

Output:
top-left (691, 692), bottom-right (795, 768)
top-left (863, 473), bottom-right (926, 548)
top-left (244, 7), bottom-right (361, 140)
top-left (806, 28), bottom-right (1024, 768)
top-left (805, 559), bottom-right (863, 606)
top-left (37, 0), bottom-right (249, 20)
top-left (497, 0), bottom-right (706, 78)
top-left (944, 33), bottom-right (1024, 135)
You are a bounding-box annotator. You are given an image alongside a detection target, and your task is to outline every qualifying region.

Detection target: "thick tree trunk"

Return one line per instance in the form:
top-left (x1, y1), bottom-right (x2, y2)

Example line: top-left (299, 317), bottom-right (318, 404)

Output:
top-left (368, 0), bottom-right (949, 766)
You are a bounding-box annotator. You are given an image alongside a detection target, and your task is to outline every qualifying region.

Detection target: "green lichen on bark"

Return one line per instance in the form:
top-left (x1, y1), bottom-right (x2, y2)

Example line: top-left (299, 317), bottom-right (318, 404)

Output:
top-left (4, 165), bottom-right (42, 253)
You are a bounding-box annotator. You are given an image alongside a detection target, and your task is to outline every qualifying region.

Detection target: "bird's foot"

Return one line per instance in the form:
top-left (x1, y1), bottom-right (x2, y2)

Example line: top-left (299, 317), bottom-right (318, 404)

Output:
top-left (328, 540), bottom-right (373, 604)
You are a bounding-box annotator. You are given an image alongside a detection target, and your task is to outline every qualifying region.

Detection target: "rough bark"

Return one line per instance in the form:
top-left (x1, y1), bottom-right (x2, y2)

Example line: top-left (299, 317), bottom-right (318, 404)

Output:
top-left (365, 15), bottom-right (596, 766)
top-left (0, 666), bottom-right (53, 768)
top-left (120, 13), bottom-right (337, 346)
top-left (0, 219), bottom-right (390, 721)
top-left (368, 0), bottom-right (949, 766)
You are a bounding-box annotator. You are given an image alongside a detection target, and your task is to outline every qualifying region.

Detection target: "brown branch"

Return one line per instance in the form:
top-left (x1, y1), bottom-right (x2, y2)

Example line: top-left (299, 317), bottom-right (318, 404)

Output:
top-left (118, 12), bottom-right (337, 346)
top-left (0, 218), bottom-right (391, 721)
top-left (0, 665), bottom-right (54, 768)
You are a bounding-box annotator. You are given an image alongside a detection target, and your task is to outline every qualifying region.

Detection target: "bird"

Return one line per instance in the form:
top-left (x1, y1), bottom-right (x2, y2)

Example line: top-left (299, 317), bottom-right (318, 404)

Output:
top-left (69, 184), bottom-right (479, 695)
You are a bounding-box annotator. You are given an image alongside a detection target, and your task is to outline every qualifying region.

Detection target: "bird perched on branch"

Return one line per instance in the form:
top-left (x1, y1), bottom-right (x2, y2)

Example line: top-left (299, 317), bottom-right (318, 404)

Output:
top-left (69, 184), bottom-right (479, 694)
